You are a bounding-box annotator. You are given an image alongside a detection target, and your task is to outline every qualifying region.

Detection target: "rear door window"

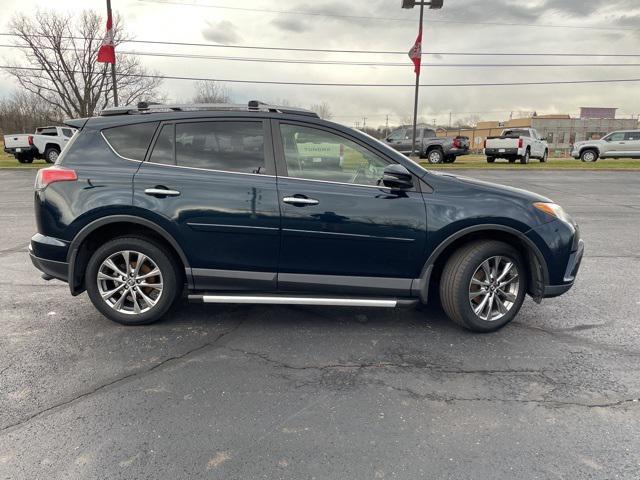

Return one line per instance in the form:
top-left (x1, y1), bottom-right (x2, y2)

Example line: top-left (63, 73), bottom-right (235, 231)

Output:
top-left (624, 132), bottom-right (640, 141)
top-left (175, 121), bottom-right (265, 174)
top-left (149, 124), bottom-right (175, 165)
top-left (102, 122), bottom-right (158, 161)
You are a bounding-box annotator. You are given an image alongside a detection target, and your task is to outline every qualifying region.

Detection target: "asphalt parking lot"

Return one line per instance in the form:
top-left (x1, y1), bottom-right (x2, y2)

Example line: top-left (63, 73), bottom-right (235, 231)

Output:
top-left (1, 168), bottom-right (639, 479)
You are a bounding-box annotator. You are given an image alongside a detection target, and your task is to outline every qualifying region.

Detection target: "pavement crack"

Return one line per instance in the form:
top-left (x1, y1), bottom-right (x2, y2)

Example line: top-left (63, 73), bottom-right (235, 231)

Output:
top-left (226, 347), bottom-right (547, 376)
top-left (0, 244), bottom-right (29, 258)
top-left (379, 382), bottom-right (640, 409)
top-left (0, 319), bottom-right (247, 434)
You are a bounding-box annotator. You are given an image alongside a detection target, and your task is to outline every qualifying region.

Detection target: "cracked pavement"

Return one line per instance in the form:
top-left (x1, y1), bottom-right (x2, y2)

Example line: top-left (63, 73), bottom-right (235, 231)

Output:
top-left (0, 169), bottom-right (639, 479)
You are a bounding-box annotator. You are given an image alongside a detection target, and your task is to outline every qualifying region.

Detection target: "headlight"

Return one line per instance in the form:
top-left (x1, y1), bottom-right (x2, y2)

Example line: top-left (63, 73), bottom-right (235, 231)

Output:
top-left (533, 202), bottom-right (574, 225)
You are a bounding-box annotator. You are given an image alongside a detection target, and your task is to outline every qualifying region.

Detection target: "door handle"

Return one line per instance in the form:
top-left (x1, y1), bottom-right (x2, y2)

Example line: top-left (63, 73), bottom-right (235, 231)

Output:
top-left (283, 196), bottom-right (319, 206)
top-left (145, 187), bottom-right (181, 197)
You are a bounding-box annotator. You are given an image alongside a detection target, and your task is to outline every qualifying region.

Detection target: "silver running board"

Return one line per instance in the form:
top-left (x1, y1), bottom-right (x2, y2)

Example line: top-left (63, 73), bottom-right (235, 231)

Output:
top-left (190, 294), bottom-right (398, 307)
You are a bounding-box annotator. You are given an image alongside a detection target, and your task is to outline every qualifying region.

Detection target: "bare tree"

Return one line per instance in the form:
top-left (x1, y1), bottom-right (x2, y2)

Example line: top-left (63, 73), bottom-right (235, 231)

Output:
top-left (0, 89), bottom-right (63, 135)
top-left (4, 10), bottom-right (163, 118)
top-left (192, 81), bottom-right (231, 103)
top-left (310, 101), bottom-right (333, 120)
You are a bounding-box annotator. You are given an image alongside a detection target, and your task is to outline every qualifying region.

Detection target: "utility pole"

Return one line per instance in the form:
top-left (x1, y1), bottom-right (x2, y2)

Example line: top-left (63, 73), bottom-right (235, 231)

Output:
top-left (402, 0), bottom-right (443, 157)
top-left (106, 0), bottom-right (118, 106)
top-left (385, 115), bottom-right (389, 136)
top-left (362, 117), bottom-right (367, 130)
top-left (449, 111), bottom-right (452, 128)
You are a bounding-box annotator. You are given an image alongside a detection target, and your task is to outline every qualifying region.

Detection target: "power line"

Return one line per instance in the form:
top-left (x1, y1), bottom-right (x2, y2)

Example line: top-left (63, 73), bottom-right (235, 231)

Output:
top-left (4, 43), bottom-right (640, 67)
top-left (3, 65), bottom-right (640, 88)
top-left (138, 0), bottom-right (638, 32)
top-left (2, 32), bottom-right (640, 57)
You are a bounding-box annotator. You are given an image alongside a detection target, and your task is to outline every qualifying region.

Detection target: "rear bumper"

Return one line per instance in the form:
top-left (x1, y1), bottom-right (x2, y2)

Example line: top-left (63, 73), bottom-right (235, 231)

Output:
top-left (448, 148), bottom-right (469, 156)
top-left (4, 146), bottom-right (37, 155)
top-left (29, 233), bottom-right (70, 282)
top-left (484, 148), bottom-right (520, 157)
top-left (29, 250), bottom-right (69, 282)
top-left (542, 238), bottom-right (584, 298)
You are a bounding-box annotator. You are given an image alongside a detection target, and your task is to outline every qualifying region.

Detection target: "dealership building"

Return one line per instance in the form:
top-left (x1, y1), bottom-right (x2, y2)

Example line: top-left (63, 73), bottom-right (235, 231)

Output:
top-left (439, 107), bottom-right (639, 154)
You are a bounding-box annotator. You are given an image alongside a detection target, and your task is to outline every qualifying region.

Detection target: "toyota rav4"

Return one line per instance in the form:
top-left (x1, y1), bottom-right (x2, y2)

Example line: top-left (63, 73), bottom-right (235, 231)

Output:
top-left (30, 101), bottom-right (583, 332)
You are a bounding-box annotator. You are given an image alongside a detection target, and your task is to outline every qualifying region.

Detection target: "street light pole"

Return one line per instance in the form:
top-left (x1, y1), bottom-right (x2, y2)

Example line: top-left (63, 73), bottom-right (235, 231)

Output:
top-left (410, 2), bottom-right (424, 157)
top-left (402, 0), bottom-right (443, 157)
top-left (106, 0), bottom-right (119, 107)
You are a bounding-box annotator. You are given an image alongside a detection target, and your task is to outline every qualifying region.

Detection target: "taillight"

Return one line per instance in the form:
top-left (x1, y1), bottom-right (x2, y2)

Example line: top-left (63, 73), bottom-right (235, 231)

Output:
top-left (483, 139), bottom-right (487, 148)
top-left (518, 138), bottom-right (523, 148)
top-left (28, 135), bottom-right (33, 146)
top-left (452, 137), bottom-right (461, 148)
top-left (35, 166), bottom-right (77, 190)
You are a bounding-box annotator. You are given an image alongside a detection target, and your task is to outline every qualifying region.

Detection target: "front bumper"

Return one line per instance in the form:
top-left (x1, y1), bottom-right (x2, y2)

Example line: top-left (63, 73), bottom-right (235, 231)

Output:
top-left (542, 238), bottom-right (584, 298)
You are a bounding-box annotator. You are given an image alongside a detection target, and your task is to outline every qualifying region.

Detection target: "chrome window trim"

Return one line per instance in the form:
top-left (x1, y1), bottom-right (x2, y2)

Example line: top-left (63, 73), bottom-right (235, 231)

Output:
top-left (280, 175), bottom-right (393, 190)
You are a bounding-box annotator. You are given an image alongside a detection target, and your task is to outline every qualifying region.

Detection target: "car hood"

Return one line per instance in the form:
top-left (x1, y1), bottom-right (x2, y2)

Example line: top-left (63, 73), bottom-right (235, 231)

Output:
top-left (428, 171), bottom-right (553, 203)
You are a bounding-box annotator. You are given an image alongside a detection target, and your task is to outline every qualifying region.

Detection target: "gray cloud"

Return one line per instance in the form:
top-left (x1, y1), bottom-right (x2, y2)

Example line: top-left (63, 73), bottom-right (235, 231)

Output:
top-left (201, 20), bottom-right (242, 44)
top-left (270, 16), bottom-right (309, 33)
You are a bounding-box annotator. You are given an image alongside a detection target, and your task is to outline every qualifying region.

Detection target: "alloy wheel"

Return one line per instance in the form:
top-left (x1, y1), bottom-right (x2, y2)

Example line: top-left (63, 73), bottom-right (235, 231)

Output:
top-left (468, 256), bottom-right (520, 322)
top-left (96, 250), bottom-right (164, 315)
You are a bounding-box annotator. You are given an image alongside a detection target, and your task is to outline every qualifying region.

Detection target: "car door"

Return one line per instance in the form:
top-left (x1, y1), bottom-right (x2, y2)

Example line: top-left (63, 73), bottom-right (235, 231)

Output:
top-left (273, 120), bottom-right (427, 296)
top-left (602, 132), bottom-right (626, 156)
top-left (385, 128), bottom-right (406, 152)
top-left (531, 130), bottom-right (544, 157)
top-left (133, 118), bottom-right (280, 291)
top-left (623, 131), bottom-right (640, 156)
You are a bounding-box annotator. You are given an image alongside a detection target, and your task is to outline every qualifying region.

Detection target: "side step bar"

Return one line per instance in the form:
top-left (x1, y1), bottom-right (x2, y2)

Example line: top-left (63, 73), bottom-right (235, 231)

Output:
top-left (188, 294), bottom-right (417, 308)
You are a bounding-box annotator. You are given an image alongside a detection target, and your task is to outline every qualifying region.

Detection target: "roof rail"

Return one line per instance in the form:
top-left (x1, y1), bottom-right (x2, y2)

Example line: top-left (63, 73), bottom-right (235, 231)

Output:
top-left (99, 100), bottom-right (319, 118)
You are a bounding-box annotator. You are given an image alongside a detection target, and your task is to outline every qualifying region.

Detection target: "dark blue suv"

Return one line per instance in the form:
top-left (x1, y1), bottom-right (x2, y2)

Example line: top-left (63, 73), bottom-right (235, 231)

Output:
top-left (30, 101), bottom-right (583, 332)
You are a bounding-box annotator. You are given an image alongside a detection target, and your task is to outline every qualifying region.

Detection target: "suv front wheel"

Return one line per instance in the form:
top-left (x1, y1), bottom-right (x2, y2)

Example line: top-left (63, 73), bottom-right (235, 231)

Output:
top-left (440, 241), bottom-right (526, 332)
top-left (85, 237), bottom-right (181, 325)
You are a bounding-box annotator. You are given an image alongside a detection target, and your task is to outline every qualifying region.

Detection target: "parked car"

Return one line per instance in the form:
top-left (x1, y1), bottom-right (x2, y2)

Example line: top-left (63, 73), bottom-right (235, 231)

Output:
top-left (571, 130), bottom-right (640, 162)
top-left (29, 101), bottom-right (583, 332)
top-left (383, 126), bottom-right (469, 164)
top-left (3, 126), bottom-right (76, 164)
top-left (484, 128), bottom-right (548, 164)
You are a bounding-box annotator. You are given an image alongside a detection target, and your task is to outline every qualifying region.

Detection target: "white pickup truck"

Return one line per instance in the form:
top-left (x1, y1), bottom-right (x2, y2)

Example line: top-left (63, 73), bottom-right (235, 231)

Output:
top-left (3, 126), bottom-right (76, 164)
top-left (484, 128), bottom-right (548, 164)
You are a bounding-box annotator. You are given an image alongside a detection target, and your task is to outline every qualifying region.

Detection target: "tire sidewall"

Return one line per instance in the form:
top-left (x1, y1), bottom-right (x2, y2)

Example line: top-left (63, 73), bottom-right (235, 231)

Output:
top-left (451, 243), bottom-right (527, 332)
top-left (45, 148), bottom-right (59, 164)
top-left (581, 150), bottom-right (597, 162)
top-left (521, 150), bottom-right (530, 164)
top-left (85, 237), bottom-right (180, 325)
top-left (427, 149), bottom-right (443, 164)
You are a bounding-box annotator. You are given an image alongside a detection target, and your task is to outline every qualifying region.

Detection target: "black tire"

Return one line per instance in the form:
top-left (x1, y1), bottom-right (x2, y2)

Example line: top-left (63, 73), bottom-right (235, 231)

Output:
top-left (540, 149), bottom-right (548, 163)
top-left (427, 148), bottom-right (444, 164)
top-left (580, 149), bottom-right (598, 162)
top-left (486, 157), bottom-right (495, 163)
top-left (444, 155), bottom-right (456, 164)
top-left (439, 240), bottom-right (527, 333)
top-left (44, 147), bottom-right (60, 164)
top-left (85, 237), bottom-right (182, 325)
top-left (520, 149), bottom-right (530, 164)
top-left (508, 158), bottom-right (516, 164)
top-left (16, 155), bottom-right (27, 164)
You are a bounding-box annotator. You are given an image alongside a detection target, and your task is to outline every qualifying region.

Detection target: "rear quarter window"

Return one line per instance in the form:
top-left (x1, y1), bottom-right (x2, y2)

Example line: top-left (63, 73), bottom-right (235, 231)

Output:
top-left (102, 122), bottom-right (158, 161)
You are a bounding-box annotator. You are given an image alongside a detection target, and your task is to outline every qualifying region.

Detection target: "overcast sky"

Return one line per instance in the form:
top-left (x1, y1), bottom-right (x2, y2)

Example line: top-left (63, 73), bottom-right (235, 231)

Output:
top-left (1, 0), bottom-right (640, 127)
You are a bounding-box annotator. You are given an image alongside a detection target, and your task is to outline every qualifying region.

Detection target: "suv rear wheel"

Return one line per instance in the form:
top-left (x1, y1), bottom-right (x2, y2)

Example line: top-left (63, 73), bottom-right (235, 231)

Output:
top-left (440, 240), bottom-right (526, 332)
top-left (85, 237), bottom-right (181, 325)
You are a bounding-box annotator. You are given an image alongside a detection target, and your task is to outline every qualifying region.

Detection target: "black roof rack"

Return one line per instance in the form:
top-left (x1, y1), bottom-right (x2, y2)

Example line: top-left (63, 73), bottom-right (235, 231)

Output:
top-left (100, 100), bottom-right (319, 118)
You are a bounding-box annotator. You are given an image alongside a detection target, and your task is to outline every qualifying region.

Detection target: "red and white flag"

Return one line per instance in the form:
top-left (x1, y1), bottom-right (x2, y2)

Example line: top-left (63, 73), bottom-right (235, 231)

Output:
top-left (97, 11), bottom-right (115, 64)
top-left (408, 29), bottom-right (422, 76)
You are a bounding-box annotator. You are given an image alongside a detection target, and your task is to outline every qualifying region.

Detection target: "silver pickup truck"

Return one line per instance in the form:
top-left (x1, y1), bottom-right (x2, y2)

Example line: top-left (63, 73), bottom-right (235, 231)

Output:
top-left (571, 130), bottom-right (640, 162)
top-left (3, 126), bottom-right (76, 164)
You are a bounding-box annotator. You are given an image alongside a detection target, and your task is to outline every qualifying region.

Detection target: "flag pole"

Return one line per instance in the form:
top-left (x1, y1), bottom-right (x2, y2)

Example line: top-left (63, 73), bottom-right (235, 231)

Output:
top-left (410, 2), bottom-right (424, 157)
top-left (106, 0), bottom-right (119, 107)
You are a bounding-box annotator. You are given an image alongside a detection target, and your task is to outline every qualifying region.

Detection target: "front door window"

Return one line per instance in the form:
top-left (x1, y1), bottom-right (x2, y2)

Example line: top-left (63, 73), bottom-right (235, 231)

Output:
top-left (280, 124), bottom-right (389, 187)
